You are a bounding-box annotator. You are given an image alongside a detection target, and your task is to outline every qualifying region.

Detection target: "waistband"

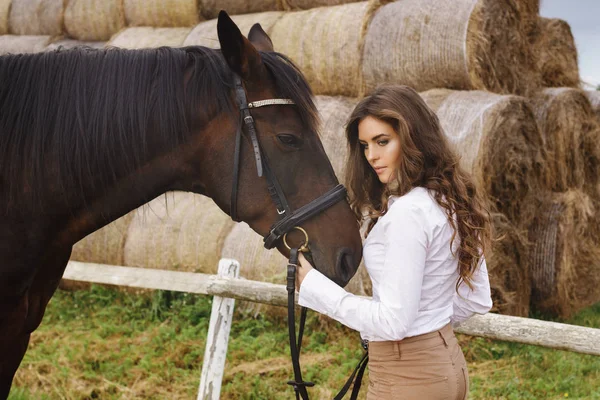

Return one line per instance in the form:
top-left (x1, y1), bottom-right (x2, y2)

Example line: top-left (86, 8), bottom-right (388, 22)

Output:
top-left (367, 323), bottom-right (455, 354)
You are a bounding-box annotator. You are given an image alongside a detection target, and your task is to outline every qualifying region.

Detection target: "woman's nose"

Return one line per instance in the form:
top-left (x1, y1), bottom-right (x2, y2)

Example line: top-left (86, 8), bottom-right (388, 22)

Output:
top-left (366, 147), bottom-right (378, 162)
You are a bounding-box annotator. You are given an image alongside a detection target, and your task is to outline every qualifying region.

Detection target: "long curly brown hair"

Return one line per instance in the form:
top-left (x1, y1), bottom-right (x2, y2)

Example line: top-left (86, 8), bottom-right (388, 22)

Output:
top-left (345, 85), bottom-right (491, 290)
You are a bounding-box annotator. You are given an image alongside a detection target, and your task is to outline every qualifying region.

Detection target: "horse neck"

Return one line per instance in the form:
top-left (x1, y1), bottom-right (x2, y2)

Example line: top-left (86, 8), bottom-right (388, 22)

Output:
top-left (50, 150), bottom-right (181, 249)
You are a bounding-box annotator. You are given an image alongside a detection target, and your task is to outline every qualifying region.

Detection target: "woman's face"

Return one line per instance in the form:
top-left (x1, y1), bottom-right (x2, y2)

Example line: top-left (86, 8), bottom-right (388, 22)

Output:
top-left (358, 116), bottom-right (402, 184)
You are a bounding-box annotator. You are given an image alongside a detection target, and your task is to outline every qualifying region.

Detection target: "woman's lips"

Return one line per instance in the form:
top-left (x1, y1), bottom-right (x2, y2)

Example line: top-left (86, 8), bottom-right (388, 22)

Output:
top-left (374, 167), bottom-right (386, 174)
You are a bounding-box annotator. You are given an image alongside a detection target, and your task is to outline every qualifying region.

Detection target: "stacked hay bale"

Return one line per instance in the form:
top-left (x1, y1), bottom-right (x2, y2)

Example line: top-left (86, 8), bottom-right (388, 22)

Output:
top-left (285, 0), bottom-right (368, 8)
top-left (420, 89), bottom-right (545, 316)
top-left (107, 27), bottom-right (193, 49)
top-left (362, 0), bottom-right (541, 97)
top-left (0, 35), bottom-right (56, 54)
top-left (269, 1), bottom-right (378, 96)
top-left (124, 0), bottom-right (202, 27)
top-left (314, 96), bottom-right (357, 182)
top-left (8, 0), bottom-right (65, 36)
top-left (120, 193), bottom-right (235, 274)
top-left (529, 17), bottom-right (580, 88)
top-left (528, 191), bottom-right (600, 317)
top-left (64, 0), bottom-right (126, 41)
top-left (587, 90), bottom-right (600, 121)
top-left (200, 0), bottom-right (284, 20)
top-left (526, 88), bottom-right (600, 317)
top-left (531, 88), bottom-right (600, 195)
top-left (515, 0), bottom-right (540, 37)
top-left (0, 0), bottom-right (9, 34)
top-left (71, 214), bottom-right (135, 266)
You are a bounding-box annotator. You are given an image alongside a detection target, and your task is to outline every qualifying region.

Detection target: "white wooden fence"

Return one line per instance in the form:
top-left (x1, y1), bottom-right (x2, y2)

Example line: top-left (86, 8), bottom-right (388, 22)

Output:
top-left (63, 260), bottom-right (600, 399)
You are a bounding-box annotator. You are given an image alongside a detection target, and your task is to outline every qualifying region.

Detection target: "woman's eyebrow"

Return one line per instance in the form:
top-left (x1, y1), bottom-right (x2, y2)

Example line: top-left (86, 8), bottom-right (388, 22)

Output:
top-left (371, 133), bottom-right (390, 141)
top-left (359, 133), bottom-right (389, 143)
top-left (358, 133), bottom-right (389, 143)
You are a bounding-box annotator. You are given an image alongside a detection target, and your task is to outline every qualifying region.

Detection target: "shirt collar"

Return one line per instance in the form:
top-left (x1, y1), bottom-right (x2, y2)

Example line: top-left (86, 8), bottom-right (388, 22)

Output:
top-left (388, 195), bottom-right (398, 207)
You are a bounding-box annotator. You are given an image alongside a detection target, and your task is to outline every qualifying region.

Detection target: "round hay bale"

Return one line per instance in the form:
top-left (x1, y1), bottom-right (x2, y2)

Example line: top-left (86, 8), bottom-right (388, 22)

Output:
top-left (487, 213), bottom-right (530, 316)
top-left (314, 95), bottom-right (357, 183)
top-left (420, 89), bottom-right (545, 225)
top-left (183, 11), bottom-right (284, 48)
top-left (0, 0), bottom-right (10, 34)
top-left (8, 0), bottom-right (65, 36)
top-left (285, 0), bottom-right (368, 9)
top-left (123, 192), bottom-right (235, 274)
top-left (124, 0), bottom-right (201, 27)
top-left (531, 88), bottom-right (600, 195)
top-left (270, 1), bottom-right (380, 96)
top-left (530, 18), bottom-right (580, 88)
top-left (45, 39), bottom-right (106, 51)
top-left (107, 27), bottom-right (193, 49)
top-left (586, 90), bottom-right (600, 121)
top-left (221, 222), bottom-right (288, 284)
top-left (0, 35), bottom-right (55, 54)
top-left (64, 0), bottom-right (126, 41)
top-left (363, 0), bottom-right (540, 96)
top-left (71, 214), bottom-right (135, 266)
top-left (515, 0), bottom-right (539, 37)
top-left (529, 190), bottom-right (600, 318)
top-left (200, 0), bottom-right (283, 20)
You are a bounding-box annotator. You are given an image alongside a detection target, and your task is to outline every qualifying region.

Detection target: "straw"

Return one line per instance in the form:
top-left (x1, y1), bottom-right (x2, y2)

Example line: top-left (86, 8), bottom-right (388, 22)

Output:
top-left (270, 1), bottom-right (380, 96)
top-left (531, 88), bottom-right (600, 195)
top-left (0, 35), bottom-right (55, 54)
top-left (124, 0), bottom-right (201, 28)
top-left (183, 11), bottom-right (284, 48)
top-left (8, 0), bottom-right (65, 35)
top-left (107, 27), bottom-right (193, 49)
top-left (529, 190), bottom-right (600, 318)
top-left (0, 0), bottom-right (10, 34)
top-left (64, 0), bottom-right (126, 41)
top-left (200, 0), bottom-right (283, 20)
top-left (123, 193), bottom-right (235, 274)
top-left (530, 17), bottom-right (580, 88)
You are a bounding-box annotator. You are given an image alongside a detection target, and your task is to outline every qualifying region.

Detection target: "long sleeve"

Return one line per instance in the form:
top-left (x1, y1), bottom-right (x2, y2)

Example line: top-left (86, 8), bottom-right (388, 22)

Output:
top-left (451, 257), bottom-right (493, 324)
top-left (298, 203), bottom-right (428, 341)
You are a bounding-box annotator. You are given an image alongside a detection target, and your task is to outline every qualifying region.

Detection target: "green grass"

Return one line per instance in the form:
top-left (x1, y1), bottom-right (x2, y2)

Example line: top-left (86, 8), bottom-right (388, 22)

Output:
top-left (8, 286), bottom-right (600, 399)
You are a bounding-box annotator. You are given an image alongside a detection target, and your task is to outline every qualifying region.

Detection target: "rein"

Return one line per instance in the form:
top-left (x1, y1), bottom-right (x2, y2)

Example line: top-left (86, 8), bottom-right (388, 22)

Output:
top-left (230, 74), bottom-right (367, 399)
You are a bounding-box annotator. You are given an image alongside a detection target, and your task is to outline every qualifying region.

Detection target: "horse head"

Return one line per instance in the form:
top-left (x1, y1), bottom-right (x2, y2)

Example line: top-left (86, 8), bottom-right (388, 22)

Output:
top-left (196, 12), bottom-right (362, 287)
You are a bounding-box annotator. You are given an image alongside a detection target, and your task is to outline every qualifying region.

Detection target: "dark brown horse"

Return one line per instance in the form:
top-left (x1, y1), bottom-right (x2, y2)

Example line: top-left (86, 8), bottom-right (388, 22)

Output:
top-left (0, 12), bottom-right (362, 398)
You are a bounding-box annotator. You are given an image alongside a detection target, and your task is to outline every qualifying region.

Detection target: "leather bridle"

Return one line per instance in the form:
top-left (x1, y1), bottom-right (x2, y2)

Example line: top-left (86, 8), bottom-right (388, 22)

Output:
top-left (230, 75), bottom-right (367, 400)
top-left (230, 75), bottom-right (347, 249)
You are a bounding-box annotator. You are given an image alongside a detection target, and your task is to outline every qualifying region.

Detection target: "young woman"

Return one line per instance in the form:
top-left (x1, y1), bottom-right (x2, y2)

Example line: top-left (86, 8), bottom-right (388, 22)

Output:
top-left (296, 85), bottom-right (493, 400)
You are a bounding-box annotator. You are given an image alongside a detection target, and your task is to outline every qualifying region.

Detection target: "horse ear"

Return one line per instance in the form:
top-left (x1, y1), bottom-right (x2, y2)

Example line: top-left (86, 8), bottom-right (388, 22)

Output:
top-left (217, 11), bottom-right (265, 81)
top-left (248, 23), bottom-right (274, 52)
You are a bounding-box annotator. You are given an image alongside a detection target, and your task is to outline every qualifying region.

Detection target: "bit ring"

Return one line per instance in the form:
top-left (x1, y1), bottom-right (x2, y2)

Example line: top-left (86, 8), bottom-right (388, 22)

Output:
top-left (283, 226), bottom-right (309, 253)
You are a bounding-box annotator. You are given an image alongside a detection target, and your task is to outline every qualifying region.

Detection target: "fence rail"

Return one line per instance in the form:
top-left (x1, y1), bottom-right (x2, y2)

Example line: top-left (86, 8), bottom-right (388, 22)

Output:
top-left (63, 260), bottom-right (600, 356)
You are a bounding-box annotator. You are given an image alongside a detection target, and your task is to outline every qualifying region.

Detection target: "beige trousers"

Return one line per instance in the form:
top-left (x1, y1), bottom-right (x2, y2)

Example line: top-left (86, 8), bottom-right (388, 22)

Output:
top-left (366, 324), bottom-right (469, 400)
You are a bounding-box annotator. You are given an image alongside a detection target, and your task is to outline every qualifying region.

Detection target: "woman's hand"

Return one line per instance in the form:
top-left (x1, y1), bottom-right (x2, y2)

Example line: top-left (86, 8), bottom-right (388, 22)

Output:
top-left (296, 252), bottom-right (314, 291)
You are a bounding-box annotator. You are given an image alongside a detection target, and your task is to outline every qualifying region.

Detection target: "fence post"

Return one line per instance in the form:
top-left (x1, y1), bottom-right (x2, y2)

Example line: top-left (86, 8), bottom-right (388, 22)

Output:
top-left (198, 258), bottom-right (240, 400)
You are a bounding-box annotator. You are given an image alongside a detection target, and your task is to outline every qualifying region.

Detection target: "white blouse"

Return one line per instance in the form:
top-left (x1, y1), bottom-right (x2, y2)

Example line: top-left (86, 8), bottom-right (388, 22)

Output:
top-left (298, 187), bottom-right (492, 342)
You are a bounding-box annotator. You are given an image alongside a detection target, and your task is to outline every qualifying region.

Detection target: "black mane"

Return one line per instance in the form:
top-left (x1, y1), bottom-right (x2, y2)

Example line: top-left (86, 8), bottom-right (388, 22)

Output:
top-left (0, 45), bottom-right (317, 212)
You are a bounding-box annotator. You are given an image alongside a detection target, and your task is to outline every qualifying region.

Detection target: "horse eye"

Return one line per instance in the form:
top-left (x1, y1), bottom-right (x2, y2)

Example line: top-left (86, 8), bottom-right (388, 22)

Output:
top-left (277, 134), bottom-right (302, 148)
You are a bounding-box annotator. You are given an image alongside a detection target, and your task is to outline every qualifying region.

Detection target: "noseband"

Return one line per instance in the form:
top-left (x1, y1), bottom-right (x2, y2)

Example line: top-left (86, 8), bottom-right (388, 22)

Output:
top-left (230, 75), bottom-right (367, 400)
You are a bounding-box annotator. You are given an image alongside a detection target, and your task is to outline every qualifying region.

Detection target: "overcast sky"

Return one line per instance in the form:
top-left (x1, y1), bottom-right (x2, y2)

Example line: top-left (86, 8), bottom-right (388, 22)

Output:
top-left (540, 0), bottom-right (600, 88)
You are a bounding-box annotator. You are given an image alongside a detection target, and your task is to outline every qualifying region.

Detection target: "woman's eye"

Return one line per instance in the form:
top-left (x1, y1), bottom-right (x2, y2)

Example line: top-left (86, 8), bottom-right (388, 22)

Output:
top-left (277, 134), bottom-right (302, 148)
top-left (377, 140), bottom-right (389, 146)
